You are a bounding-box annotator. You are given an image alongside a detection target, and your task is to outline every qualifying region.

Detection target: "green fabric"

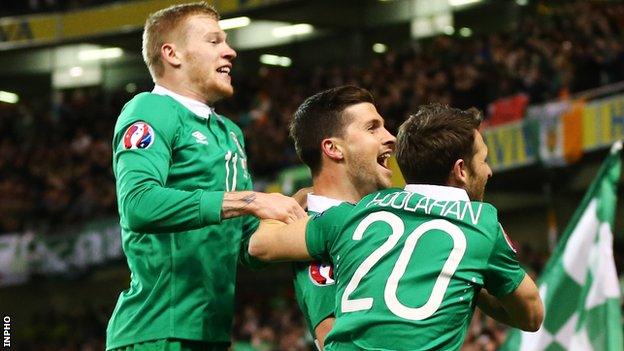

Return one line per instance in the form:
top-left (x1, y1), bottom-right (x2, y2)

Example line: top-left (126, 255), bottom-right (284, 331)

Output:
top-left (501, 143), bottom-right (623, 351)
top-left (110, 339), bottom-right (229, 351)
top-left (232, 341), bottom-right (261, 351)
top-left (292, 261), bottom-right (336, 340)
top-left (293, 209), bottom-right (337, 344)
top-left (305, 188), bottom-right (526, 350)
top-left (107, 93), bottom-right (259, 349)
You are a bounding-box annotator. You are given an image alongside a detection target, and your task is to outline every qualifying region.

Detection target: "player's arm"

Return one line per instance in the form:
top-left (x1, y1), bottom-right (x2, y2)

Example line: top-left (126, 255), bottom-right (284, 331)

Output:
top-left (114, 100), bottom-right (223, 233)
top-left (476, 274), bottom-right (543, 331)
top-left (238, 215), bottom-right (269, 269)
top-left (115, 101), bottom-right (304, 233)
top-left (221, 191), bottom-right (306, 222)
top-left (315, 317), bottom-right (335, 350)
top-left (249, 203), bottom-right (347, 262)
top-left (482, 223), bottom-right (544, 332)
top-left (118, 167), bottom-right (304, 232)
top-left (248, 217), bottom-right (312, 261)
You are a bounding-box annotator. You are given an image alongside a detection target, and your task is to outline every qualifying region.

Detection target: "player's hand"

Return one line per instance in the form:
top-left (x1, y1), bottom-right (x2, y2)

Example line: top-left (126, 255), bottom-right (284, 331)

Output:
top-left (222, 191), bottom-right (306, 223)
top-left (291, 187), bottom-right (313, 209)
top-left (251, 192), bottom-right (307, 223)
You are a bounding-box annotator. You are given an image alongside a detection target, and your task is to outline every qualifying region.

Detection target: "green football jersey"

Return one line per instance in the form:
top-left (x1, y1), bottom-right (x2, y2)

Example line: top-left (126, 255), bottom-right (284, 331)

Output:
top-left (293, 195), bottom-right (343, 347)
top-left (306, 186), bottom-right (526, 351)
top-left (107, 90), bottom-right (259, 349)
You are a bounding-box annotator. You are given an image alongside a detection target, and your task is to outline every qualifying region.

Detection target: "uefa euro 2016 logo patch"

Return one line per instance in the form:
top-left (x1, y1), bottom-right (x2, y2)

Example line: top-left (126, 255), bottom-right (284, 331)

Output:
top-left (308, 261), bottom-right (335, 286)
top-left (123, 121), bottom-right (154, 149)
top-left (500, 224), bottom-right (518, 254)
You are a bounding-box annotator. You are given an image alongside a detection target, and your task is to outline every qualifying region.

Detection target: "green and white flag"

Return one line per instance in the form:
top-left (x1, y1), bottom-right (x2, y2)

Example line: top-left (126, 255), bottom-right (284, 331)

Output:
top-left (502, 141), bottom-right (624, 351)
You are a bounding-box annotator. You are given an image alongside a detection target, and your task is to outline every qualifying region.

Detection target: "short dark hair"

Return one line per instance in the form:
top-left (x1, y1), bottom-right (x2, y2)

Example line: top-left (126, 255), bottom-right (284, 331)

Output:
top-left (396, 103), bottom-right (483, 184)
top-left (290, 86), bottom-right (374, 175)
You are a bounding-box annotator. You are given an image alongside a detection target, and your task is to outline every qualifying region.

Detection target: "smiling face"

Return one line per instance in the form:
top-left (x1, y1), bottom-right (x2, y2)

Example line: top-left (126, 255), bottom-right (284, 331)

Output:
top-left (178, 14), bottom-right (236, 103)
top-left (339, 102), bottom-right (396, 195)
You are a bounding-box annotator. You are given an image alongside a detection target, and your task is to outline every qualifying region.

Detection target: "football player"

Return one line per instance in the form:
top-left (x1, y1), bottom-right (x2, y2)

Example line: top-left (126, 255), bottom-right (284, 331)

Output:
top-left (249, 103), bottom-right (543, 350)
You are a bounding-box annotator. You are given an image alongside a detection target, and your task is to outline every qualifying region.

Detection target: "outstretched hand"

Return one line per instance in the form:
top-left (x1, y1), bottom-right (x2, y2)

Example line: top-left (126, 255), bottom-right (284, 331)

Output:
top-left (222, 191), bottom-right (306, 223)
top-left (252, 192), bottom-right (307, 223)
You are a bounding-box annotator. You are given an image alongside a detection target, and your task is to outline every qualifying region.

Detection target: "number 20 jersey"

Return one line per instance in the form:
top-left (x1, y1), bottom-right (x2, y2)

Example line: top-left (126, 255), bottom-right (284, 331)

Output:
top-left (305, 187), bottom-right (526, 351)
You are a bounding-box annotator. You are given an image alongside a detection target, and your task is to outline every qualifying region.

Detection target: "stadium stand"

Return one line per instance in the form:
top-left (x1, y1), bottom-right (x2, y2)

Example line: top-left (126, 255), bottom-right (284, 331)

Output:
top-left (2, 0), bottom-right (624, 231)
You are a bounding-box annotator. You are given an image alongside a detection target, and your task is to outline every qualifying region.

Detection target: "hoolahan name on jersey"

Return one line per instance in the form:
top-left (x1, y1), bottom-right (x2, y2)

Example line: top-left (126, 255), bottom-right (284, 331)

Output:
top-left (366, 191), bottom-right (484, 225)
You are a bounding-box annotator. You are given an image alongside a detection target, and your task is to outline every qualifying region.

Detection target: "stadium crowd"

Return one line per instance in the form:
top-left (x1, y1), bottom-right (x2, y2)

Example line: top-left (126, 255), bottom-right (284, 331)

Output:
top-left (2, 1), bottom-right (624, 234)
top-left (1, 1), bottom-right (624, 350)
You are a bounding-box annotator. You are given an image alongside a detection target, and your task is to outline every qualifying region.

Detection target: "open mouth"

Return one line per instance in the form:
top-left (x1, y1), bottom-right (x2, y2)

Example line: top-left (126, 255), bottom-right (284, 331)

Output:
top-left (216, 65), bottom-right (231, 76)
top-left (377, 152), bottom-right (391, 170)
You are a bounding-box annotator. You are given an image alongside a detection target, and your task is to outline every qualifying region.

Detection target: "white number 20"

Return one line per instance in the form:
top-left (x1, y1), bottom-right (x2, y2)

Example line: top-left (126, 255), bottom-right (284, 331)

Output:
top-left (341, 211), bottom-right (467, 320)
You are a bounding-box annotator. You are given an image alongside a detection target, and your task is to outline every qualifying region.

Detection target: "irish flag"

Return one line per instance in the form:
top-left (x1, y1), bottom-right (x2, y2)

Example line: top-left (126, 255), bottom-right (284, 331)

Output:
top-left (501, 141), bottom-right (624, 351)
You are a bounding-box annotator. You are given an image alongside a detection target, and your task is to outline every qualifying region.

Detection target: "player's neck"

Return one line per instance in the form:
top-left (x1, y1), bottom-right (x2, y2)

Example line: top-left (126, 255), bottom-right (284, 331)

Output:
top-left (313, 171), bottom-right (362, 203)
top-left (155, 76), bottom-right (211, 105)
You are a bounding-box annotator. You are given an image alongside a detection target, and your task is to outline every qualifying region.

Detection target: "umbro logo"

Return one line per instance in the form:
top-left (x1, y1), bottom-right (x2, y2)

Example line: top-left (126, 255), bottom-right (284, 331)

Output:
top-left (192, 131), bottom-right (208, 145)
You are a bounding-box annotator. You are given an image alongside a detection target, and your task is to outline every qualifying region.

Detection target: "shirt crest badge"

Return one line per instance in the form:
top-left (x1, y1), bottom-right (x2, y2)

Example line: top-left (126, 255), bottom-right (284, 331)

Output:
top-left (309, 261), bottom-right (335, 286)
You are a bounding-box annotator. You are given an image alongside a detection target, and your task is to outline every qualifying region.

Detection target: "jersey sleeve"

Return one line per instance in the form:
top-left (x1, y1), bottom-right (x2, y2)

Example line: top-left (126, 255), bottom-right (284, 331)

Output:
top-left (305, 203), bottom-right (352, 260)
top-left (238, 215), bottom-right (267, 269)
top-left (113, 94), bottom-right (224, 233)
top-left (484, 223), bottom-right (526, 297)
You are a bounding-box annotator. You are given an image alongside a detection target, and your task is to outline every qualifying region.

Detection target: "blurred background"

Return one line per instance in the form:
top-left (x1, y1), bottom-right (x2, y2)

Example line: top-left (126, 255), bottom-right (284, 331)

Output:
top-left (0, 0), bottom-right (623, 350)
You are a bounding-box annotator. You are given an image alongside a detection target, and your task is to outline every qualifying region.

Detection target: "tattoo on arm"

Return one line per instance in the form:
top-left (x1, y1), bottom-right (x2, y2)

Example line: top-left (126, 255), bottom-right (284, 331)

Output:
top-left (221, 191), bottom-right (258, 219)
top-left (242, 193), bottom-right (256, 205)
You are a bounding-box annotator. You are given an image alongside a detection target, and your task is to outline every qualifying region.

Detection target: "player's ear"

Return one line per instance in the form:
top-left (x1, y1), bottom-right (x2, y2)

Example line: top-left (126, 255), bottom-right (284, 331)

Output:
top-left (161, 42), bottom-right (182, 68)
top-left (449, 158), bottom-right (468, 187)
top-left (321, 138), bottom-right (344, 161)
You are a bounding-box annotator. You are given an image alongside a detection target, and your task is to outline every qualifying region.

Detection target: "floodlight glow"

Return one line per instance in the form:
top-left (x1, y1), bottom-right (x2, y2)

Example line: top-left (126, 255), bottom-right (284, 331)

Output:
top-left (372, 43), bottom-right (388, 53)
top-left (69, 66), bottom-right (84, 77)
top-left (443, 26), bottom-right (455, 35)
top-left (459, 27), bottom-right (473, 37)
top-left (516, 0), bottom-right (528, 5)
top-left (449, 0), bottom-right (482, 7)
top-left (272, 24), bottom-right (313, 38)
top-left (0, 90), bottom-right (19, 104)
top-left (219, 16), bottom-right (251, 30)
top-left (259, 54), bottom-right (292, 67)
top-left (78, 47), bottom-right (123, 61)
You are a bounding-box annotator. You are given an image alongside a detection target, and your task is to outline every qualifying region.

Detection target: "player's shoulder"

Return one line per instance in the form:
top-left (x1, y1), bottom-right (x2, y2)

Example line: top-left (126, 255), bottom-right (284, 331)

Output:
top-left (468, 200), bottom-right (501, 236)
top-left (122, 92), bottom-right (178, 116)
top-left (472, 200), bottom-right (498, 219)
top-left (316, 201), bottom-right (355, 215)
top-left (115, 93), bottom-right (181, 133)
top-left (310, 202), bottom-right (355, 224)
